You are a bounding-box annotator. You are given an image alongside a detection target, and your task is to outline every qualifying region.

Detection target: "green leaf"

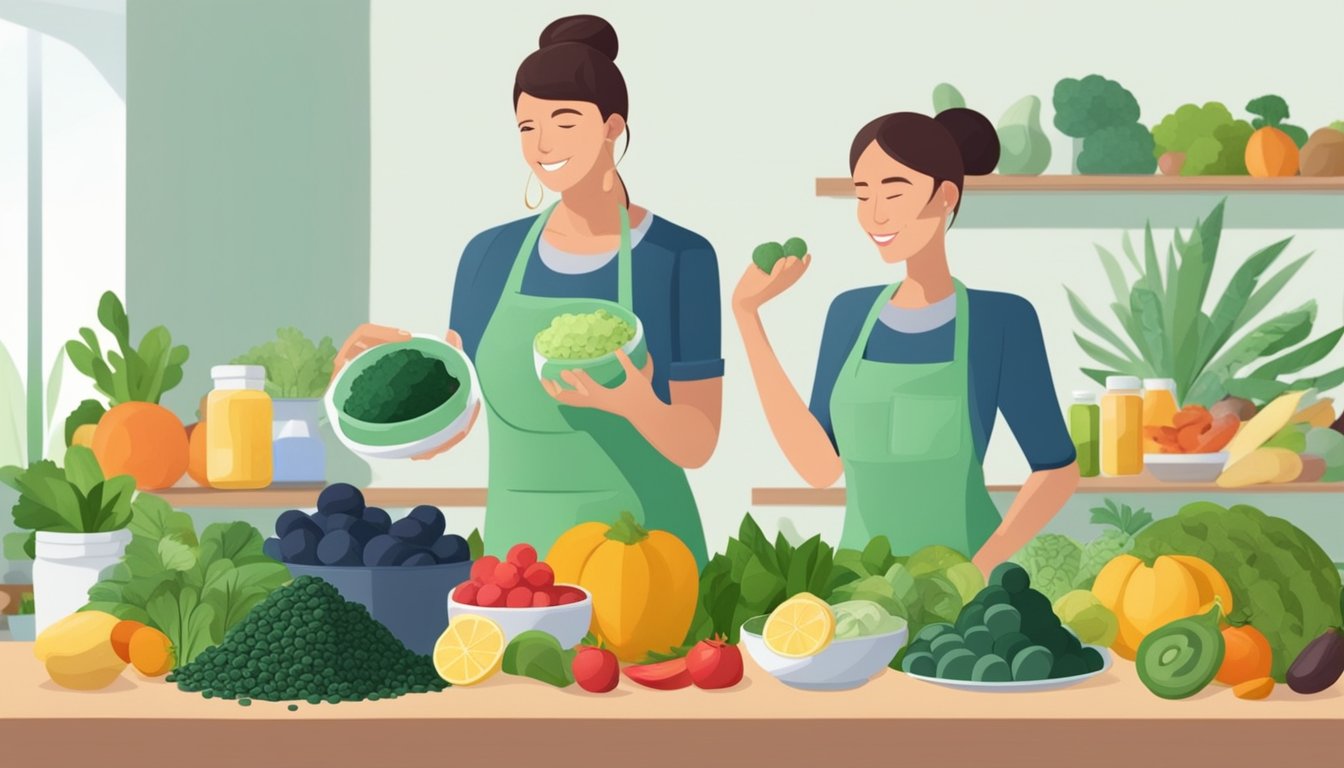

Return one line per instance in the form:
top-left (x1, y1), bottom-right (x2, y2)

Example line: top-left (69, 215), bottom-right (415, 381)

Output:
top-left (62, 446), bottom-right (104, 495)
top-left (1245, 95), bottom-right (1289, 127)
top-left (96, 291), bottom-right (130, 344)
top-left (0, 340), bottom-right (26, 468)
top-left (1290, 365), bottom-right (1344, 395)
top-left (1095, 245), bottom-right (1134, 324)
top-left (1190, 304), bottom-right (1316, 405)
top-left (145, 584), bottom-right (217, 666)
top-left (501, 630), bottom-right (573, 687)
top-left (861, 536), bottom-right (893, 576)
top-left (1250, 327), bottom-right (1344, 380)
top-left (1198, 238), bottom-right (1292, 371)
top-left (1081, 367), bottom-right (1119, 387)
top-left (9, 461), bottom-right (83, 531)
top-left (1238, 254), bottom-right (1310, 330)
top-left (740, 554), bottom-right (786, 610)
top-left (1142, 222), bottom-right (1164, 307)
top-left (93, 474), bottom-right (136, 531)
top-left (63, 400), bottom-right (106, 449)
top-left (467, 529), bottom-right (484, 560)
top-left (135, 326), bottom-right (172, 404)
top-left (737, 514), bottom-right (775, 569)
top-left (230, 328), bottom-right (337, 399)
top-left (63, 340), bottom-right (97, 380)
top-left (201, 561), bottom-right (290, 642)
top-left (1067, 289), bottom-right (1141, 366)
top-left (1118, 232), bottom-right (1142, 273)
top-left (773, 531), bottom-right (795, 577)
top-left (129, 494), bottom-right (198, 547)
top-left (883, 563), bottom-right (920, 611)
top-left (157, 535), bottom-right (198, 572)
top-left (1130, 287), bottom-right (1169, 381)
top-left (1074, 334), bottom-right (1141, 378)
top-left (81, 601), bottom-right (150, 624)
top-left (1171, 204), bottom-right (1222, 394)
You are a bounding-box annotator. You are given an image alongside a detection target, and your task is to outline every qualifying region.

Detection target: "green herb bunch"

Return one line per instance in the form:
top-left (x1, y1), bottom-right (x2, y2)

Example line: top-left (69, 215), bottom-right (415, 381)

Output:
top-left (231, 327), bottom-right (338, 400)
top-left (1, 446), bottom-right (136, 557)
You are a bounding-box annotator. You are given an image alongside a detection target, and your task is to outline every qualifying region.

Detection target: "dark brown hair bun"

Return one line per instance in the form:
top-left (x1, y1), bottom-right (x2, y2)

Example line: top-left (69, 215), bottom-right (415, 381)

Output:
top-left (539, 14), bottom-right (618, 61)
top-left (934, 108), bottom-right (1000, 176)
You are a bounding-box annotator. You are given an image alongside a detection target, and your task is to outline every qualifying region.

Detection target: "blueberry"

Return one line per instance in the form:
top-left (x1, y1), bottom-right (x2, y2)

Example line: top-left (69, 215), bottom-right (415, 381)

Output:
top-left (345, 519), bottom-right (380, 545)
top-left (316, 530), bottom-right (362, 567)
top-left (363, 535), bottom-right (408, 567)
top-left (276, 509), bottom-right (321, 539)
top-left (321, 513), bottom-right (359, 534)
top-left (430, 534), bottom-right (470, 564)
top-left (389, 516), bottom-right (434, 546)
top-left (279, 528), bottom-right (320, 565)
top-left (401, 551), bottom-right (437, 567)
top-left (361, 506), bottom-right (391, 533)
top-left (262, 537), bottom-right (284, 562)
top-left (316, 483), bottom-right (365, 517)
top-left (407, 505), bottom-right (446, 540)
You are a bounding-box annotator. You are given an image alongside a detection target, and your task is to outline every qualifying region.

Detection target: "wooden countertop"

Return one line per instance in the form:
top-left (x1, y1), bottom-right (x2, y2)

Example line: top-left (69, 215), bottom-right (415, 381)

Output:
top-left (1, 644), bottom-right (1337, 767)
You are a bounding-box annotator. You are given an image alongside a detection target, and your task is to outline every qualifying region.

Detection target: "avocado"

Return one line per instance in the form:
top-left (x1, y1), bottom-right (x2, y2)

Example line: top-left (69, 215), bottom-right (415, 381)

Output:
top-left (782, 236), bottom-right (808, 259)
top-left (752, 241), bottom-right (786, 274)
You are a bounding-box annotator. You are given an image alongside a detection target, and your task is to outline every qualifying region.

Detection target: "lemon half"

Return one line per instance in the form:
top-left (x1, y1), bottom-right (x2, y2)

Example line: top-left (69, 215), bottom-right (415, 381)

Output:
top-left (433, 615), bottom-right (505, 686)
top-left (763, 593), bottom-right (836, 658)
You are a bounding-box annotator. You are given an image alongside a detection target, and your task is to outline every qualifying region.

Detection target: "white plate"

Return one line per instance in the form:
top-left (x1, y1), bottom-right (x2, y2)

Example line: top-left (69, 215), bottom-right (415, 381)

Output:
top-left (324, 334), bottom-right (482, 460)
top-left (905, 645), bottom-right (1113, 693)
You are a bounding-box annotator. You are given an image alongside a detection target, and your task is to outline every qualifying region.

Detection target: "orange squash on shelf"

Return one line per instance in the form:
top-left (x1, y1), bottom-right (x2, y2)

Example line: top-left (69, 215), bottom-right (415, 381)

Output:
top-left (1246, 126), bottom-right (1299, 177)
top-left (92, 402), bottom-right (189, 490)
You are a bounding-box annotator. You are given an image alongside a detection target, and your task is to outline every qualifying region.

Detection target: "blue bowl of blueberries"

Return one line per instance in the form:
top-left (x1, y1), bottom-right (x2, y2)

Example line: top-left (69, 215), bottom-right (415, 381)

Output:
top-left (262, 483), bottom-right (473, 655)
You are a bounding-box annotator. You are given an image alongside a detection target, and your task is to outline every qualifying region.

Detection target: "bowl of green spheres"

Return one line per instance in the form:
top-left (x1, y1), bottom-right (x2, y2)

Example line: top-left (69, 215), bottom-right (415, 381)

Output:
top-left (753, 236), bottom-right (808, 274)
top-left (533, 301), bottom-right (648, 389)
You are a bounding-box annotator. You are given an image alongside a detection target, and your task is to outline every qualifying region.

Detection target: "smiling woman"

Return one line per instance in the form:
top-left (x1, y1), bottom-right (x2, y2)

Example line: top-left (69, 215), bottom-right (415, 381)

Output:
top-left (334, 15), bottom-right (724, 566)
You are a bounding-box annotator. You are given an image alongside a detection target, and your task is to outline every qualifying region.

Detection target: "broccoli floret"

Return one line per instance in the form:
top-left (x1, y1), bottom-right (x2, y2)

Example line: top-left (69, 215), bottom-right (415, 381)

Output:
top-left (1245, 94), bottom-right (1309, 148)
top-left (342, 349), bottom-right (458, 423)
top-left (1052, 75), bottom-right (1141, 138)
top-left (1152, 103), bottom-right (1254, 175)
top-left (1078, 123), bottom-right (1158, 174)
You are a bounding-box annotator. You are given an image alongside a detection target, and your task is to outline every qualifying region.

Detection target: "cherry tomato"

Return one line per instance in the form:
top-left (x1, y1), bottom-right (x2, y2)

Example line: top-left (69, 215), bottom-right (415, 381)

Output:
top-left (531, 591), bottom-right (553, 608)
top-left (477, 583), bottom-right (504, 608)
top-left (523, 562), bottom-right (555, 589)
top-left (684, 636), bottom-right (743, 690)
top-left (507, 543), bottom-right (538, 570)
top-left (505, 586), bottom-right (534, 608)
top-left (470, 555), bottom-right (500, 583)
top-left (494, 562), bottom-right (521, 589)
top-left (573, 646), bottom-right (620, 693)
top-left (454, 581), bottom-right (480, 606)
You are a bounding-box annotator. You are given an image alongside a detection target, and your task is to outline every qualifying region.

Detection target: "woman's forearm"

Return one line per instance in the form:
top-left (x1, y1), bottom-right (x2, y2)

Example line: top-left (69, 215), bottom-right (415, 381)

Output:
top-left (972, 462), bottom-right (1081, 574)
top-left (622, 397), bottom-right (719, 469)
top-left (734, 308), bottom-right (843, 487)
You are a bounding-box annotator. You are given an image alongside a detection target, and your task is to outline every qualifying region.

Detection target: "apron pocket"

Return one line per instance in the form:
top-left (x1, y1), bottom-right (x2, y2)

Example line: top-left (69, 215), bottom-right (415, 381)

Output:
top-left (834, 400), bottom-right (894, 463)
top-left (889, 393), bottom-right (964, 461)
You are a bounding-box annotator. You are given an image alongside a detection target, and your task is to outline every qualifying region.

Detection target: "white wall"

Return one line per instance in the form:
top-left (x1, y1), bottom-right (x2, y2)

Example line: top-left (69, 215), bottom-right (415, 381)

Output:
top-left (368, 0), bottom-right (1344, 550)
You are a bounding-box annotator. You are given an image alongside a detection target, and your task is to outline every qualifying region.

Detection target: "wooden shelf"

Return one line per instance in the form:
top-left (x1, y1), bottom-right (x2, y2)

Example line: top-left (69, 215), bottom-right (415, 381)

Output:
top-left (1, 644), bottom-right (1337, 766)
top-left (815, 174), bottom-right (1344, 197)
top-left (753, 476), bottom-right (1344, 507)
top-left (151, 486), bottom-right (488, 509)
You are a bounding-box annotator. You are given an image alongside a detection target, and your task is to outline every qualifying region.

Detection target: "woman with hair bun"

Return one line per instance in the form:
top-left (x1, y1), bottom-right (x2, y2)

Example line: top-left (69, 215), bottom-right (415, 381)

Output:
top-left (733, 109), bottom-right (1080, 577)
top-left (336, 15), bottom-right (722, 564)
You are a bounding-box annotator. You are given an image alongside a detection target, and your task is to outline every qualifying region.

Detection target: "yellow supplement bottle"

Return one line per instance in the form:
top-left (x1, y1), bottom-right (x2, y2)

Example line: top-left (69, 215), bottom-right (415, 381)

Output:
top-left (206, 365), bottom-right (273, 489)
top-left (1142, 378), bottom-right (1179, 454)
top-left (1102, 376), bottom-right (1143, 476)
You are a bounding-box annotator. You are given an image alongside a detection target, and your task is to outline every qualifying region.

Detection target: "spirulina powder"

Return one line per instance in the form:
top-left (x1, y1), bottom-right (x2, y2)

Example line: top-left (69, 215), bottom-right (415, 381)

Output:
top-left (168, 576), bottom-right (448, 703)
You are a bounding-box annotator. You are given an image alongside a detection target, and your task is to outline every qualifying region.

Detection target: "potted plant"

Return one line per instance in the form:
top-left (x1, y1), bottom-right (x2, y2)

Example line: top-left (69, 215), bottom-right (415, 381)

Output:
top-left (1, 446), bottom-right (134, 636)
top-left (9, 592), bottom-right (35, 641)
top-left (230, 328), bottom-right (338, 485)
top-left (1067, 199), bottom-right (1344, 407)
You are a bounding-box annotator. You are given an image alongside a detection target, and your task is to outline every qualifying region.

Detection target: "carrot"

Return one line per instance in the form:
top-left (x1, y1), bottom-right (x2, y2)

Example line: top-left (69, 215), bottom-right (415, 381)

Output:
top-left (1177, 423), bottom-right (1206, 453)
top-left (1193, 414), bottom-right (1240, 453)
top-left (1172, 405), bottom-right (1213, 433)
top-left (128, 626), bottom-right (175, 677)
top-left (1217, 625), bottom-right (1272, 685)
top-left (1233, 676), bottom-right (1275, 700)
top-left (110, 620), bottom-right (145, 664)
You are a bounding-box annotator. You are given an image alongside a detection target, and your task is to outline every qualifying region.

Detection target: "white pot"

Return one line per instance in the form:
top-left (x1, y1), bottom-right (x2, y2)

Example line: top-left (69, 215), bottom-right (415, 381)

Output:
top-left (272, 398), bottom-right (326, 484)
top-left (33, 529), bottom-right (131, 637)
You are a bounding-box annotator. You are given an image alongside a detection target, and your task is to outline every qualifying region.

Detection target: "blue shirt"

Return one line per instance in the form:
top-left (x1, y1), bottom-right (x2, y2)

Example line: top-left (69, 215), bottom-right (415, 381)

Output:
top-left (809, 287), bottom-right (1076, 472)
top-left (450, 214), bottom-right (724, 403)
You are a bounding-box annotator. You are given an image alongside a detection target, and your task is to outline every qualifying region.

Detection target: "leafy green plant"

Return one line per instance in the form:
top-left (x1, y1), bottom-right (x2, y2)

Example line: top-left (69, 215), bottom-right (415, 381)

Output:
top-left (1, 446), bottom-right (136, 557)
top-left (1053, 74), bottom-right (1156, 174)
top-left (230, 327), bottom-right (338, 399)
top-left (1152, 102), bottom-right (1254, 175)
top-left (1245, 95), bottom-right (1308, 148)
top-left (83, 494), bottom-right (290, 665)
top-left (63, 291), bottom-right (190, 428)
top-left (18, 592), bottom-right (34, 615)
top-left (1067, 199), bottom-right (1344, 406)
top-left (0, 339), bottom-right (70, 467)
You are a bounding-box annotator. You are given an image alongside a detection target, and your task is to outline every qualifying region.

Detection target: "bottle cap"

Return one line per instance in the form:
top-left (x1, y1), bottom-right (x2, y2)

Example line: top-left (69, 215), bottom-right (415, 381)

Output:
top-left (212, 365), bottom-right (265, 380)
top-left (1143, 378), bottom-right (1177, 391)
top-left (1106, 375), bottom-right (1142, 391)
top-left (1071, 390), bottom-right (1098, 404)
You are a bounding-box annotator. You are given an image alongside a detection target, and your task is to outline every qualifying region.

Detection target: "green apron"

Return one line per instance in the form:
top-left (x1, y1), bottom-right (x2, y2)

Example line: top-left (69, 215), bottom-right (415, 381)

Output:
top-left (472, 203), bottom-right (709, 565)
top-left (829, 280), bottom-right (1001, 556)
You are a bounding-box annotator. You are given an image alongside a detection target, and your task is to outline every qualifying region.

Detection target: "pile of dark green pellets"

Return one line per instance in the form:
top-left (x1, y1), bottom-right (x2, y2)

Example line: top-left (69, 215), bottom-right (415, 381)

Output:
top-left (168, 576), bottom-right (448, 704)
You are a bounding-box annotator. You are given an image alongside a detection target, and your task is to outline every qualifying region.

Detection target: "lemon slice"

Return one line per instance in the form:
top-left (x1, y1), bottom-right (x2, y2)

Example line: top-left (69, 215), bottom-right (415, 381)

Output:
top-left (763, 593), bottom-right (836, 658)
top-left (433, 615), bottom-right (505, 686)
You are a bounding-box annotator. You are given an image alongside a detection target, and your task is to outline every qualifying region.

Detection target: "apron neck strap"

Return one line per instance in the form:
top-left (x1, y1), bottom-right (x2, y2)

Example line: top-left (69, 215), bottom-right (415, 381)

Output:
top-left (849, 279), bottom-right (971, 366)
top-left (503, 202), bottom-right (635, 311)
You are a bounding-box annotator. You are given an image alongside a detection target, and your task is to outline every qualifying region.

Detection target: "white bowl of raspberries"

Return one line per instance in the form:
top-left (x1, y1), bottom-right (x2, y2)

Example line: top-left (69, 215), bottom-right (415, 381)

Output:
top-left (447, 543), bottom-right (592, 649)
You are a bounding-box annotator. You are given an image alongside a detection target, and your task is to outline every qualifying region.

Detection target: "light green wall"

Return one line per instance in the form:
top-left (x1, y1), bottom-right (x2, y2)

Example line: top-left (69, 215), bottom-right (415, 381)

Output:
top-left (126, 0), bottom-right (371, 421)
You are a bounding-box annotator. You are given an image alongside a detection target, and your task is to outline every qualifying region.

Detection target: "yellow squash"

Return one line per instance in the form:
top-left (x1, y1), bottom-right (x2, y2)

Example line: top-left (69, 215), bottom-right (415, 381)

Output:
top-left (1091, 554), bottom-right (1233, 660)
top-left (34, 610), bottom-right (128, 690)
top-left (546, 512), bottom-right (698, 662)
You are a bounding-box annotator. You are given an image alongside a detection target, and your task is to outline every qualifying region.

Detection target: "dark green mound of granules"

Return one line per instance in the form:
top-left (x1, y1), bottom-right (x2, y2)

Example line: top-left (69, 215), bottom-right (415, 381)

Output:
top-left (168, 575), bottom-right (448, 703)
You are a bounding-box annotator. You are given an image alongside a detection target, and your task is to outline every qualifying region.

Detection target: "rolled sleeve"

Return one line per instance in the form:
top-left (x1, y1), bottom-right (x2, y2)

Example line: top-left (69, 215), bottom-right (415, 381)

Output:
top-left (667, 244), bottom-right (724, 382)
top-left (997, 297), bottom-right (1077, 472)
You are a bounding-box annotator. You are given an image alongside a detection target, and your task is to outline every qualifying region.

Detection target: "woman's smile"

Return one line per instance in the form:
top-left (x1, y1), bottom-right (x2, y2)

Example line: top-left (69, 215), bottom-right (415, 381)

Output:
top-left (539, 158), bottom-right (571, 172)
top-left (869, 232), bottom-right (898, 246)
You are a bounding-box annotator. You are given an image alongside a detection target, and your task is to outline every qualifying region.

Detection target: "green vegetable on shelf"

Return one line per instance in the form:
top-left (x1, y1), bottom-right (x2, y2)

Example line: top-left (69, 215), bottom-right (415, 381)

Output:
top-left (231, 327), bottom-right (338, 399)
top-left (502, 630), bottom-right (576, 688)
top-left (1052, 74), bottom-right (1155, 174)
top-left (342, 348), bottom-right (459, 423)
top-left (1136, 603), bottom-right (1225, 700)
top-left (1245, 95), bottom-right (1309, 149)
top-left (931, 82), bottom-right (966, 113)
top-left (535, 310), bottom-right (635, 361)
top-left (1152, 102), bottom-right (1254, 176)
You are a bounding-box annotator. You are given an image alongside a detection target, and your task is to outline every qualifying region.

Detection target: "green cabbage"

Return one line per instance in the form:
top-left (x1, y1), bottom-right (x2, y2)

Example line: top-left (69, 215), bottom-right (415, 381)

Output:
top-left (1016, 534), bottom-right (1083, 603)
top-left (1131, 502), bottom-right (1343, 682)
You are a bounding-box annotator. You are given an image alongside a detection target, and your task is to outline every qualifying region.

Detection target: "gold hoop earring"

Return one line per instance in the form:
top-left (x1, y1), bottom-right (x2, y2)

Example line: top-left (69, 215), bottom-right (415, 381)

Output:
top-left (524, 171), bottom-right (544, 210)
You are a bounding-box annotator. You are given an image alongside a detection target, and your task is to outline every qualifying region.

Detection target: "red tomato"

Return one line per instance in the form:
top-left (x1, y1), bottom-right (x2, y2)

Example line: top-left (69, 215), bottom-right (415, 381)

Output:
top-left (684, 636), bottom-right (743, 690)
top-left (453, 581), bottom-right (480, 606)
top-left (623, 658), bottom-right (693, 690)
top-left (523, 562), bottom-right (555, 589)
top-left (477, 583), bottom-right (504, 608)
top-left (507, 543), bottom-right (538, 570)
top-left (531, 591), bottom-right (553, 608)
top-left (505, 586), bottom-right (534, 608)
top-left (494, 562), bottom-right (521, 589)
top-left (572, 646), bottom-right (620, 693)
top-left (470, 555), bottom-right (500, 583)
top-left (556, 588), bottom-right (584, 605)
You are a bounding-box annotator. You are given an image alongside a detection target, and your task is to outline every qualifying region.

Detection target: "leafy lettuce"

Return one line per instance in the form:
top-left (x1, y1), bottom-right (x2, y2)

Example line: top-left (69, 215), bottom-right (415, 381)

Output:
top-left (2, 447), bottom-right (135, 558)
top-left (83, 494), bottom-right (291, 665)
top-left (1131, 501), bottom-right (1343, 682)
